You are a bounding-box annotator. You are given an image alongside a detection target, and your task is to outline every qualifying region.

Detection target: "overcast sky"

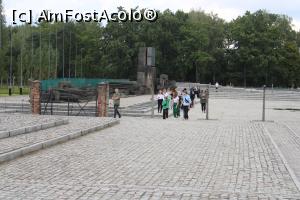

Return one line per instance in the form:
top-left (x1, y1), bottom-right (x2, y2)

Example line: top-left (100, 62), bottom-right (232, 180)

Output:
top-left (3, 0), bottom-right (300, 31)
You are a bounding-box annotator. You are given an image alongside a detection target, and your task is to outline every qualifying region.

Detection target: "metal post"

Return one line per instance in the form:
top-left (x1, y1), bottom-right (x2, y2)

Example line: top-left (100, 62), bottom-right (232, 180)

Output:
top-left (62, 23), bottom-right (65, 79)
top-left (75, 43), bottom-right (77, 78)
top-left (0, 5), bottom-right (2, 49)
top-left (80, 48), bottom-right (83, 78)
top-left (39, 26), bottom-right (42, 80)
top-left (48, 32), bottom-right (51, 79)
top-left (68, 31), bottom-right (71, 79)
top-left (206, 85), bottom-right (209, 120)
top-left (243, 65), bottom-right (246, 89)
top-left (31, 26), bottom-right (34, 79)
top-left (262, 85), bottom-right (266, 122)
top-left (39, 81), bottom-right (41, 115)
top-left (55, 27), bottom-right (58, 78)
top-left (151, 67), bottom-right (155, 118)
top-left (20, 28), bottom-right (23, 95)
top-left (50, 91), bottom-right (53, 115)
top-left (9, 25), bottom-right (12, 96)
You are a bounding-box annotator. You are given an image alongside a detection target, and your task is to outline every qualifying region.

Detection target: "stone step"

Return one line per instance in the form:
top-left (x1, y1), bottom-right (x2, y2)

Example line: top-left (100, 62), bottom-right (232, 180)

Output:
top-left (0, 119), bottom-right (68, 139)
top-left (0, 116), bottom-right (119, 164)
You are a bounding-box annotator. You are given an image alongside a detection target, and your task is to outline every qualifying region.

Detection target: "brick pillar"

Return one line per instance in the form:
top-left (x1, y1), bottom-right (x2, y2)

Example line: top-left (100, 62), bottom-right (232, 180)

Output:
top-left (30, 80), bottom-right (41, 115)
top-left (97, 83), bottom-right (109, 117)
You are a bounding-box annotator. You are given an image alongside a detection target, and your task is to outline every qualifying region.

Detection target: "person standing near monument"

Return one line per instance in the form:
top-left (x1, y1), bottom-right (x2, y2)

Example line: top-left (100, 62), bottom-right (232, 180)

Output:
top-left (112, 88), bottom-right (121, 118)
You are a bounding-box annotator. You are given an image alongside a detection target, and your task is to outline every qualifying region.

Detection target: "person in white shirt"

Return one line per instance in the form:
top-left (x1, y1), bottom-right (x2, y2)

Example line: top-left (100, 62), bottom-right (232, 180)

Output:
top-left (156, 90), bottom-right (164, 113)
top-left (215, 82), bottom-right (219, 91)
top-left (162, 88), bottom-right (167, 97)
top-left (164, 88), bottom-right (171, 98)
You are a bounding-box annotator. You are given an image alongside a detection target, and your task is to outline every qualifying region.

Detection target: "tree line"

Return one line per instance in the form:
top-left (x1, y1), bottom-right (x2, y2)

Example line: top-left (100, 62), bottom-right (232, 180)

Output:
top-left (0, 5), bottom-right (300, 88)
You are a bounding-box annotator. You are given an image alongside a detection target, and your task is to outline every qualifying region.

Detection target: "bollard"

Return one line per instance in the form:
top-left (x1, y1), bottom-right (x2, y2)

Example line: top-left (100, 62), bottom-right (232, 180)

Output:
top-left (262, 85), bottom-right (266, 122)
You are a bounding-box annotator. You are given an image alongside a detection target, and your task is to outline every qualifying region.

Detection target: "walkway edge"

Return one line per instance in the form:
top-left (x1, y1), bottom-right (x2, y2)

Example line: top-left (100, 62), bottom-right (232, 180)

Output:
top-left (262, 123), bottom-right (300, 192)
top-left (0, 119), bottom-right (120, 164)
top-left (0, 119), bottom-right (69, 139)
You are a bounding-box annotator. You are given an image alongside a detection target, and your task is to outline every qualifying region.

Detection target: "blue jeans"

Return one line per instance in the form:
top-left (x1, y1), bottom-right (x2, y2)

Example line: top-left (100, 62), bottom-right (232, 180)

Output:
top-left (114, 104), bottom-right (121, 118)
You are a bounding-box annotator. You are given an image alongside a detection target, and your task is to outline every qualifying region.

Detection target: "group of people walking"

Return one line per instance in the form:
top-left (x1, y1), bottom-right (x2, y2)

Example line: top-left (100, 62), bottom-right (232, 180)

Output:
top-left (156, 87), bottom-right (209, 120)
top-left (112, 86), bottom-right (210, 119)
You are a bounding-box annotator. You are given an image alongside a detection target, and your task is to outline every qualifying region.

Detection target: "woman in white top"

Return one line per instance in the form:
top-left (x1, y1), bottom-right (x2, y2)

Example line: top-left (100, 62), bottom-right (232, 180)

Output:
top-left (157, 90), bottom-right (164, 113)
top-left (215, 82), bottom-right (219, 91)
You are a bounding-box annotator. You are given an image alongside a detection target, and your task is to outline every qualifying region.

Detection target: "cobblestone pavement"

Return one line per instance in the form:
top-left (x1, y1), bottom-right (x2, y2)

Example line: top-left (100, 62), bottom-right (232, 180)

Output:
top-left (265, 121), bottom-right (300, 190)
top-left (0, 103), bottom-right (300, 199)
top-left (0, 113), bottom-right (65, 131)
top-left (207, 98), bottom-right (300, 121)
top-left (0, 115), bottom-right (116, 155)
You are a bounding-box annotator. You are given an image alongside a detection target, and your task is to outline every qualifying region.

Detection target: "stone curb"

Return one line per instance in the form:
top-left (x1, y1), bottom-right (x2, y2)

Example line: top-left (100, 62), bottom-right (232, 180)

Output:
top-left (0, 119), bottom-right (69, 139)
top-left (0, 109), bottom-right (18, 113)
top-left (0, 119), bottom-right (119, 164)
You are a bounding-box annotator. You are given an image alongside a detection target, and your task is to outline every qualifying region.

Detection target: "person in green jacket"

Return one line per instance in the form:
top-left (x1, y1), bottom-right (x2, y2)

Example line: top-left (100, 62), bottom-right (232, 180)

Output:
top-left (162, 95), bottom-right (170, 119)
top-left (172, 91), bottom-right (179, 118)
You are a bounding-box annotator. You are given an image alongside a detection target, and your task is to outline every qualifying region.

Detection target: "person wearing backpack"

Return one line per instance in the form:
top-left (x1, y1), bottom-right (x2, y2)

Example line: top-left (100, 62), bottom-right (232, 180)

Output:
top-left (182, 89), bottom-right (192, 120)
